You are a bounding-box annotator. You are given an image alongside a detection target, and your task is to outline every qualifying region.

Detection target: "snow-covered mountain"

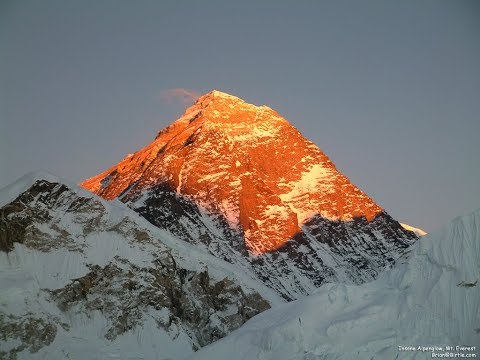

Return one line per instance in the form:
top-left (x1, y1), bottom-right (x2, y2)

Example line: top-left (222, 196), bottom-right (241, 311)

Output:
top-left (0, 91), bottom-right (425, 358)
top-left (81, 90), bottom-right (417, 300)
top-left (0, 172), bottom-right (282, 359)
top-left (189, 208), bottom-right (480, 360)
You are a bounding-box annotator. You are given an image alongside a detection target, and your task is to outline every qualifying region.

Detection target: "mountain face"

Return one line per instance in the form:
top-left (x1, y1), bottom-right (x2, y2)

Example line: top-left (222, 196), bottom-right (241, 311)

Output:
top-left (0, 92), bottom-right (423, 358)
top-left (81, 90), bottom-right (417, 299)
top-left (189, 208), bottom-right (480, 360)
top-left (0, 173), bottom-right (280, 359)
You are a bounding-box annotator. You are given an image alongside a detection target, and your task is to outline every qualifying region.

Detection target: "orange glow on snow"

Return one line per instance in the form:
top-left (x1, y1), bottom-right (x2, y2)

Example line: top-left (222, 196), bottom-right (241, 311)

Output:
top-left (81, 90), bottom-right (383, 255)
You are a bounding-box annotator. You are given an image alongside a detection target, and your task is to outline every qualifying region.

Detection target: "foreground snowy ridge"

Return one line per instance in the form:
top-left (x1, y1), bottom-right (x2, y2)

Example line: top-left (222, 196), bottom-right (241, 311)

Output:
top-left (189, 209), bottom-right (480, 360)
top-left (0, 172), bottom-right (282, 359)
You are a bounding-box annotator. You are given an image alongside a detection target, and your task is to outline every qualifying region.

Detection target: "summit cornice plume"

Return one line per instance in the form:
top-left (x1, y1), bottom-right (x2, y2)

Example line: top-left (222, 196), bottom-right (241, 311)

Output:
top-left (81, 91), bottom-right (386, 254)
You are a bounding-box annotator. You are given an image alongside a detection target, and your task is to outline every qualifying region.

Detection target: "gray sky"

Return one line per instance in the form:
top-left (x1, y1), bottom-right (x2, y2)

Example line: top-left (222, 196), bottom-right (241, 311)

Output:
top-left (1, 0), bottom-right (479, 233)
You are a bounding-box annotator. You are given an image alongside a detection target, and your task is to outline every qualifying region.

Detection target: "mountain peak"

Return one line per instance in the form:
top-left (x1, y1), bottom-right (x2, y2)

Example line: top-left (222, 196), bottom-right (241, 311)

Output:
top-left (196, 90), bottom-right (254, 104)
top-left (187, 90), bottom-right (245, 111)
top-left (204, 89), bottom-right (241, 100)
top-left (184, 90), bottom-right (273, 118)
top-left (180, 94), bottom-right (289, 146)
top-left (81, 94), bottom-right (386, 254)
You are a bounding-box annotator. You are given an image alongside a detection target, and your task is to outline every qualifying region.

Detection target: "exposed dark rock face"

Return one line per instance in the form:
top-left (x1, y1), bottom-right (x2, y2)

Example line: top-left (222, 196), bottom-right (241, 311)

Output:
top-left (134, 183), bottom-right (249, 256)
top-left (49, 257), bottom-right (269, 347)
top-left (126, 183), bottom-right (416, 300)
top-left (0, 313), bottom-right (68, 360)
top-left (0, 180), bottom-right (104, 253)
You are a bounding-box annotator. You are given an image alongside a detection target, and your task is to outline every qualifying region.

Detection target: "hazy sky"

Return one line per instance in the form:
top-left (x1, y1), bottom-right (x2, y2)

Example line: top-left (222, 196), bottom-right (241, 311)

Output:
top-left (1, 0), bottom-right (479, 233)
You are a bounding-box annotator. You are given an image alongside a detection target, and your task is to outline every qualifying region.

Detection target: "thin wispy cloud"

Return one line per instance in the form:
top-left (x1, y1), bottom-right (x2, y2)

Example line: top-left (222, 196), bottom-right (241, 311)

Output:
top-left (160, 88), bottom-right (200, 105)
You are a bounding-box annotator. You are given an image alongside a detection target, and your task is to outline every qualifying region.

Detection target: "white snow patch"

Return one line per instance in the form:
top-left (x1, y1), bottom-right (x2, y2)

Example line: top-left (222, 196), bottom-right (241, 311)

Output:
top-left (400, 223), bottom-right (427, 236)
top-left (279, 163), bottom-right (335, 225)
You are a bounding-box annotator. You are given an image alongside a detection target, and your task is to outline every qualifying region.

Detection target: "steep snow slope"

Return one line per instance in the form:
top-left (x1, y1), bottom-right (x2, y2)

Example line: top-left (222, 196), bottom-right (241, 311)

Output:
top-left (189, 209), bottom-right (480, 360)
top-left (0, 172), bottom-right (282, 359)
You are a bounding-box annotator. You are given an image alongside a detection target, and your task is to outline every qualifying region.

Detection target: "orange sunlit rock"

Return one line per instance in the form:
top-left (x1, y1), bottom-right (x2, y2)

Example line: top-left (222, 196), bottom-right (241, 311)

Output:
top-left (81, 90), bottom-right (383, 254)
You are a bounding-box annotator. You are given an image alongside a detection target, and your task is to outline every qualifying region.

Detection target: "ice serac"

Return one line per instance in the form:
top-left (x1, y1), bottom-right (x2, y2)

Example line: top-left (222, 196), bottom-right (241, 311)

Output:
top-left (81, 90), bottom-right (417, 299)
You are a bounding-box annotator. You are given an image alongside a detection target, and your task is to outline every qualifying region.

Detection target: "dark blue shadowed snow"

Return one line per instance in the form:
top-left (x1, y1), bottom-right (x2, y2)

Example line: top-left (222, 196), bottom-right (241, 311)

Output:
top-left (189, 209), bottom-right (480, 359)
